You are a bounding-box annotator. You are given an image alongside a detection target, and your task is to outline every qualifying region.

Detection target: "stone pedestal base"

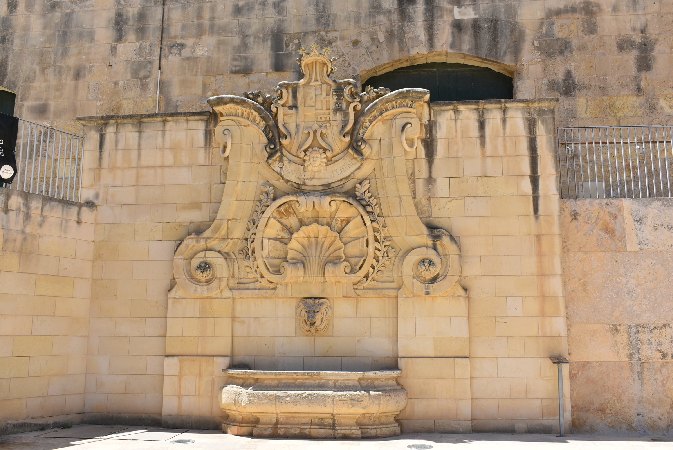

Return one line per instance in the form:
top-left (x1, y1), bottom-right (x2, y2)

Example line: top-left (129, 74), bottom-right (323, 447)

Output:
top-left (220, 369), bottom-right (407, 438)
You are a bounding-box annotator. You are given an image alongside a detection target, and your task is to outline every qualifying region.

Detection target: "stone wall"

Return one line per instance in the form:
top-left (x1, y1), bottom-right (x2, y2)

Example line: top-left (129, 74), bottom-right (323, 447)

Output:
top-left (562, 198), bottom-right (673, 433)
top-left (79, 112), bottom-right (220, 424)
top-left (1, 0), bottom-right (672, 132)
top-left (0, 190), bottom-right (94, 431)
top-left (71, 93), bottom-right (569, 433)
top-left (2, 84), bottom-right (672, 434)
top-left (414, 101), bottom-right (568, 433)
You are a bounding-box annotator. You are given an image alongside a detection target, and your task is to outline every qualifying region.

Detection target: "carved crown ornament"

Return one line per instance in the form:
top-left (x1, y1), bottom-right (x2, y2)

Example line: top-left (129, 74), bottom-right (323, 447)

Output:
top-left (169, 47), bottom-right (464, 299)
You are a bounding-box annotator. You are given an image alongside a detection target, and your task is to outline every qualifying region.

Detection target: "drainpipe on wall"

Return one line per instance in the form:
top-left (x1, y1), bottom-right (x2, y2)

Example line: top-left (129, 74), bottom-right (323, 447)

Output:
top-left (550, 355), bottom-right (569, 437)
top-left (156, 0), bottom-right (166, 113)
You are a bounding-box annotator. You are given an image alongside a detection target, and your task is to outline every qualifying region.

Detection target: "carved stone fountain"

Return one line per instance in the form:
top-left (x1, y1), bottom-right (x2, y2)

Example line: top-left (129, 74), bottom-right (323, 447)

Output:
top-left (168, 46), bottom-right (463, 438)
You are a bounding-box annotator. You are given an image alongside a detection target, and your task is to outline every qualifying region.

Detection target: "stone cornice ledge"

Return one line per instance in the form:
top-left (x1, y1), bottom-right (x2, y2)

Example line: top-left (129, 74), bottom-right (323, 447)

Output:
top-left (76, 111), bottom-right (212, 124)
top-left (431, 98), bottom-right (558, 110)
top-left (224, 369), bottom-right (402, 379)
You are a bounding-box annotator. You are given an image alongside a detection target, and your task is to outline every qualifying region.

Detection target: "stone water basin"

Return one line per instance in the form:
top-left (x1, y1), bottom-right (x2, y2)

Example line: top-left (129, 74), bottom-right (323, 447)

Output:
top-left (220, 369), bottom-right (407, 438)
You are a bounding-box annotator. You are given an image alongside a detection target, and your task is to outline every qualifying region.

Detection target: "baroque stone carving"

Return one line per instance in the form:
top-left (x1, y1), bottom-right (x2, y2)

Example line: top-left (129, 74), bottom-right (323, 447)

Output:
top-left (415, 258), bottom-right (439, 282)
top-left (221, 370), bottom-right (407, 438)
top-left (209, 46), bottom-right (425, 188)
top-left (263, 46), bottom-right (364, 186)
top-left (194, 260), bottom-right (213, 282)
top-left (254, 193), bottom-right (374, 285)
top-left (219, 128), bottom-right (232, 157)
top-left (176, 47), bottom-right (462, 299)
top-left (354, 180), bottom-right (393, 287)
top-left (209, 96), bottom-right (280, 155)
top-left (167, 47), bottom-right (466, 440)
top-left (239, 184), bottom-right (275, 281)
top-left (296, 297), bottom-right (331, 336)
top-left (287, 225), bottom-right (346, 277)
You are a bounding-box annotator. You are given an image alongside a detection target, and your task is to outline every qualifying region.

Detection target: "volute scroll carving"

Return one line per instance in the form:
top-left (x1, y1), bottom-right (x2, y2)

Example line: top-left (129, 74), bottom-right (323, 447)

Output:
top-left (172, 247), bottom-right (232, 298)
top-left (401, 229), bottom-right (463, 296)
top-left (351, 89), bottom-right (430, 154)
top-left (208, 95), bottom-right (281, 156)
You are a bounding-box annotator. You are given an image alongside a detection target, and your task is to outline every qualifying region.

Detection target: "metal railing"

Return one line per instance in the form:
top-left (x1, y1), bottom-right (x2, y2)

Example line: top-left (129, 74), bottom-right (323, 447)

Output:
top-left (557, 126), bottom-right (673, 199)
top-left (1, 118), bottom-right (84, 202)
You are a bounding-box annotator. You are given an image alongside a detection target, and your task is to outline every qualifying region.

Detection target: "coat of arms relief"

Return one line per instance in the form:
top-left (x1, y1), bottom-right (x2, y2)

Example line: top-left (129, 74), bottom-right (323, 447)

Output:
top-left (170, 46), bottom-right (462, 300)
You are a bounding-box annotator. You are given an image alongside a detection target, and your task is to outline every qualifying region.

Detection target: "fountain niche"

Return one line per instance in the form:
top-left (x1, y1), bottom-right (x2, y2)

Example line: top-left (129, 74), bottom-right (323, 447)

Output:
top-left (166, 47), bottom-right (464, 438)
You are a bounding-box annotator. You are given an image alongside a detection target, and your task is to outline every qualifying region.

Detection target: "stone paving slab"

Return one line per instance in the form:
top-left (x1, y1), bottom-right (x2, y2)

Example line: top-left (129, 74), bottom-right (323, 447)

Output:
top-left (0, 426), bottom-right (672, 450)
top-left (38, 425), bottom-right (130, 439)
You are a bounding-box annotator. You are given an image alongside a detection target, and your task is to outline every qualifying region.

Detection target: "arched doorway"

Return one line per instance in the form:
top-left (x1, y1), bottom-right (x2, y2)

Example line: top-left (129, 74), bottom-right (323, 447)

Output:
top-left (0, 87), bottom-right (16, 116)
top-left (364, 62), bottom-right (513, 102)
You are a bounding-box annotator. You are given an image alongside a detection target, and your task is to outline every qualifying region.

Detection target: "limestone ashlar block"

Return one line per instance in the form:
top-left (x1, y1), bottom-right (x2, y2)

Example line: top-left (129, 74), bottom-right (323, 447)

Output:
top-left (568, 361), bottom-right (672, 432)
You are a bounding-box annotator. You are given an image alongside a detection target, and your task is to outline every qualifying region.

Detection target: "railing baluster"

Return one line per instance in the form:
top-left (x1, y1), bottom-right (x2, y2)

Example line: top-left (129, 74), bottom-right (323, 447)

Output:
top-left (620, 127), bottom-right (627, 197)
top-left (664, 127), bottom-right (673, 197)
top-left (572, 128), bottom-right (579, 199)
top-left (2, 118), bottom-right (83, 202)
top-left (612, 127), bottom-right (619, 197)
top-left (66, 133), bottom-right (76, 201)
top-left (72, 138), bottom-right (82, 202)
top-left (654, 127), bottom-right (664, 196)
top-left (564, 128), bottom-right (571, 198)
top-left (647, 127), bottom-right (657, 197)
top-left (591, 128), bottom-right (599, 198)
top-left (557, 128), bottom-right (562, 197)
top-left (30, 125), bottom-right (40, 194)
top-left (578, 128), bottom-right (585, 198)
top-left (53, 131), bottom-right (62, 198)
top-left (640, 127), bottom-right (648, 198)
top-left (626, 128), bottom-right (634, 198)
top-left (22, 123), bottom-right (31, 192)
top-left (602, 128), bottom-right (611, 198)
top-left (61, 137), bottom-right (70, 200)
top-left (555, 125), bottom-right (673, 199)
top-left (13, 120), bottom-right (24, 191)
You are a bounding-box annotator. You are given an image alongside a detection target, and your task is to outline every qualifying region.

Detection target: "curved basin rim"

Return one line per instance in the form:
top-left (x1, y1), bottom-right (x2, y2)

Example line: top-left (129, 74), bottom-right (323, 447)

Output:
top-left (223, 369), bottom-right (402, 379)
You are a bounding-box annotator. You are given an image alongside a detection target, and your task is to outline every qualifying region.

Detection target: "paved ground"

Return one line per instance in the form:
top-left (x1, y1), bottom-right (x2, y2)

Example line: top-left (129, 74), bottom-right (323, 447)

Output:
top-left (0, 425), bottom-right (671, 450)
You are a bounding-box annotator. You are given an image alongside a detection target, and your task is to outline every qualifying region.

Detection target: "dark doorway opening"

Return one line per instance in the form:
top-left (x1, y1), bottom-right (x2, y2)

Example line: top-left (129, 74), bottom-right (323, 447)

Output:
top-left (0, 89), bottom-right (16, 116)
top-left (364, 63), bottom-right (513, 102)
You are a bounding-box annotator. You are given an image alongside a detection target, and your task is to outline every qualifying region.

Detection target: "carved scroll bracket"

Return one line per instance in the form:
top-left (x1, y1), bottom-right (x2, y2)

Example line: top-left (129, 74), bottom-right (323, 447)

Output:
top-left (400, 229), bottom-right (463, 297)
top-left (208, 95), bottom-right (280, 156)
top-left (400, 121), bottom-right (420, 154)
top-left (219, 128), bottom-right (232, 157)
top-left (352, 89), bottom-right (430, 155)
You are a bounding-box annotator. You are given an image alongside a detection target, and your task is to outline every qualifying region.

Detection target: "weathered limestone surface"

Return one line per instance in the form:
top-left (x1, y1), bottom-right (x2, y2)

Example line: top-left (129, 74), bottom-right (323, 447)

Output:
top-left (6, 39), bottom-right (672, 435)
top-left (562, 199), bottom-right (673, 433)
top-left (1, 0), bottom-right (672, 132)
top-left (77, 112), bottom-right (219, 425)
top-left (0, 189), bottom-right (95, 431)
top-left (161, 48), bottom-right (470, 434)
top-left (0, 49), bottom-right (565, 433)
top-left (421, 101), bottom-right (568, 434)
top-left (220, 370), bottom-right (406, 438)
top-left (154, 48), bottom-right (565, 435)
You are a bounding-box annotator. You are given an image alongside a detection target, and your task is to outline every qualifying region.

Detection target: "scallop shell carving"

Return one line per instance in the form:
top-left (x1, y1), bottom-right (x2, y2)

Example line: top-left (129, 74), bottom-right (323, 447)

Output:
top-left (260, 198), bottom-right (369, 278)
top-left (286, 224), bottom-right (346, 277)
